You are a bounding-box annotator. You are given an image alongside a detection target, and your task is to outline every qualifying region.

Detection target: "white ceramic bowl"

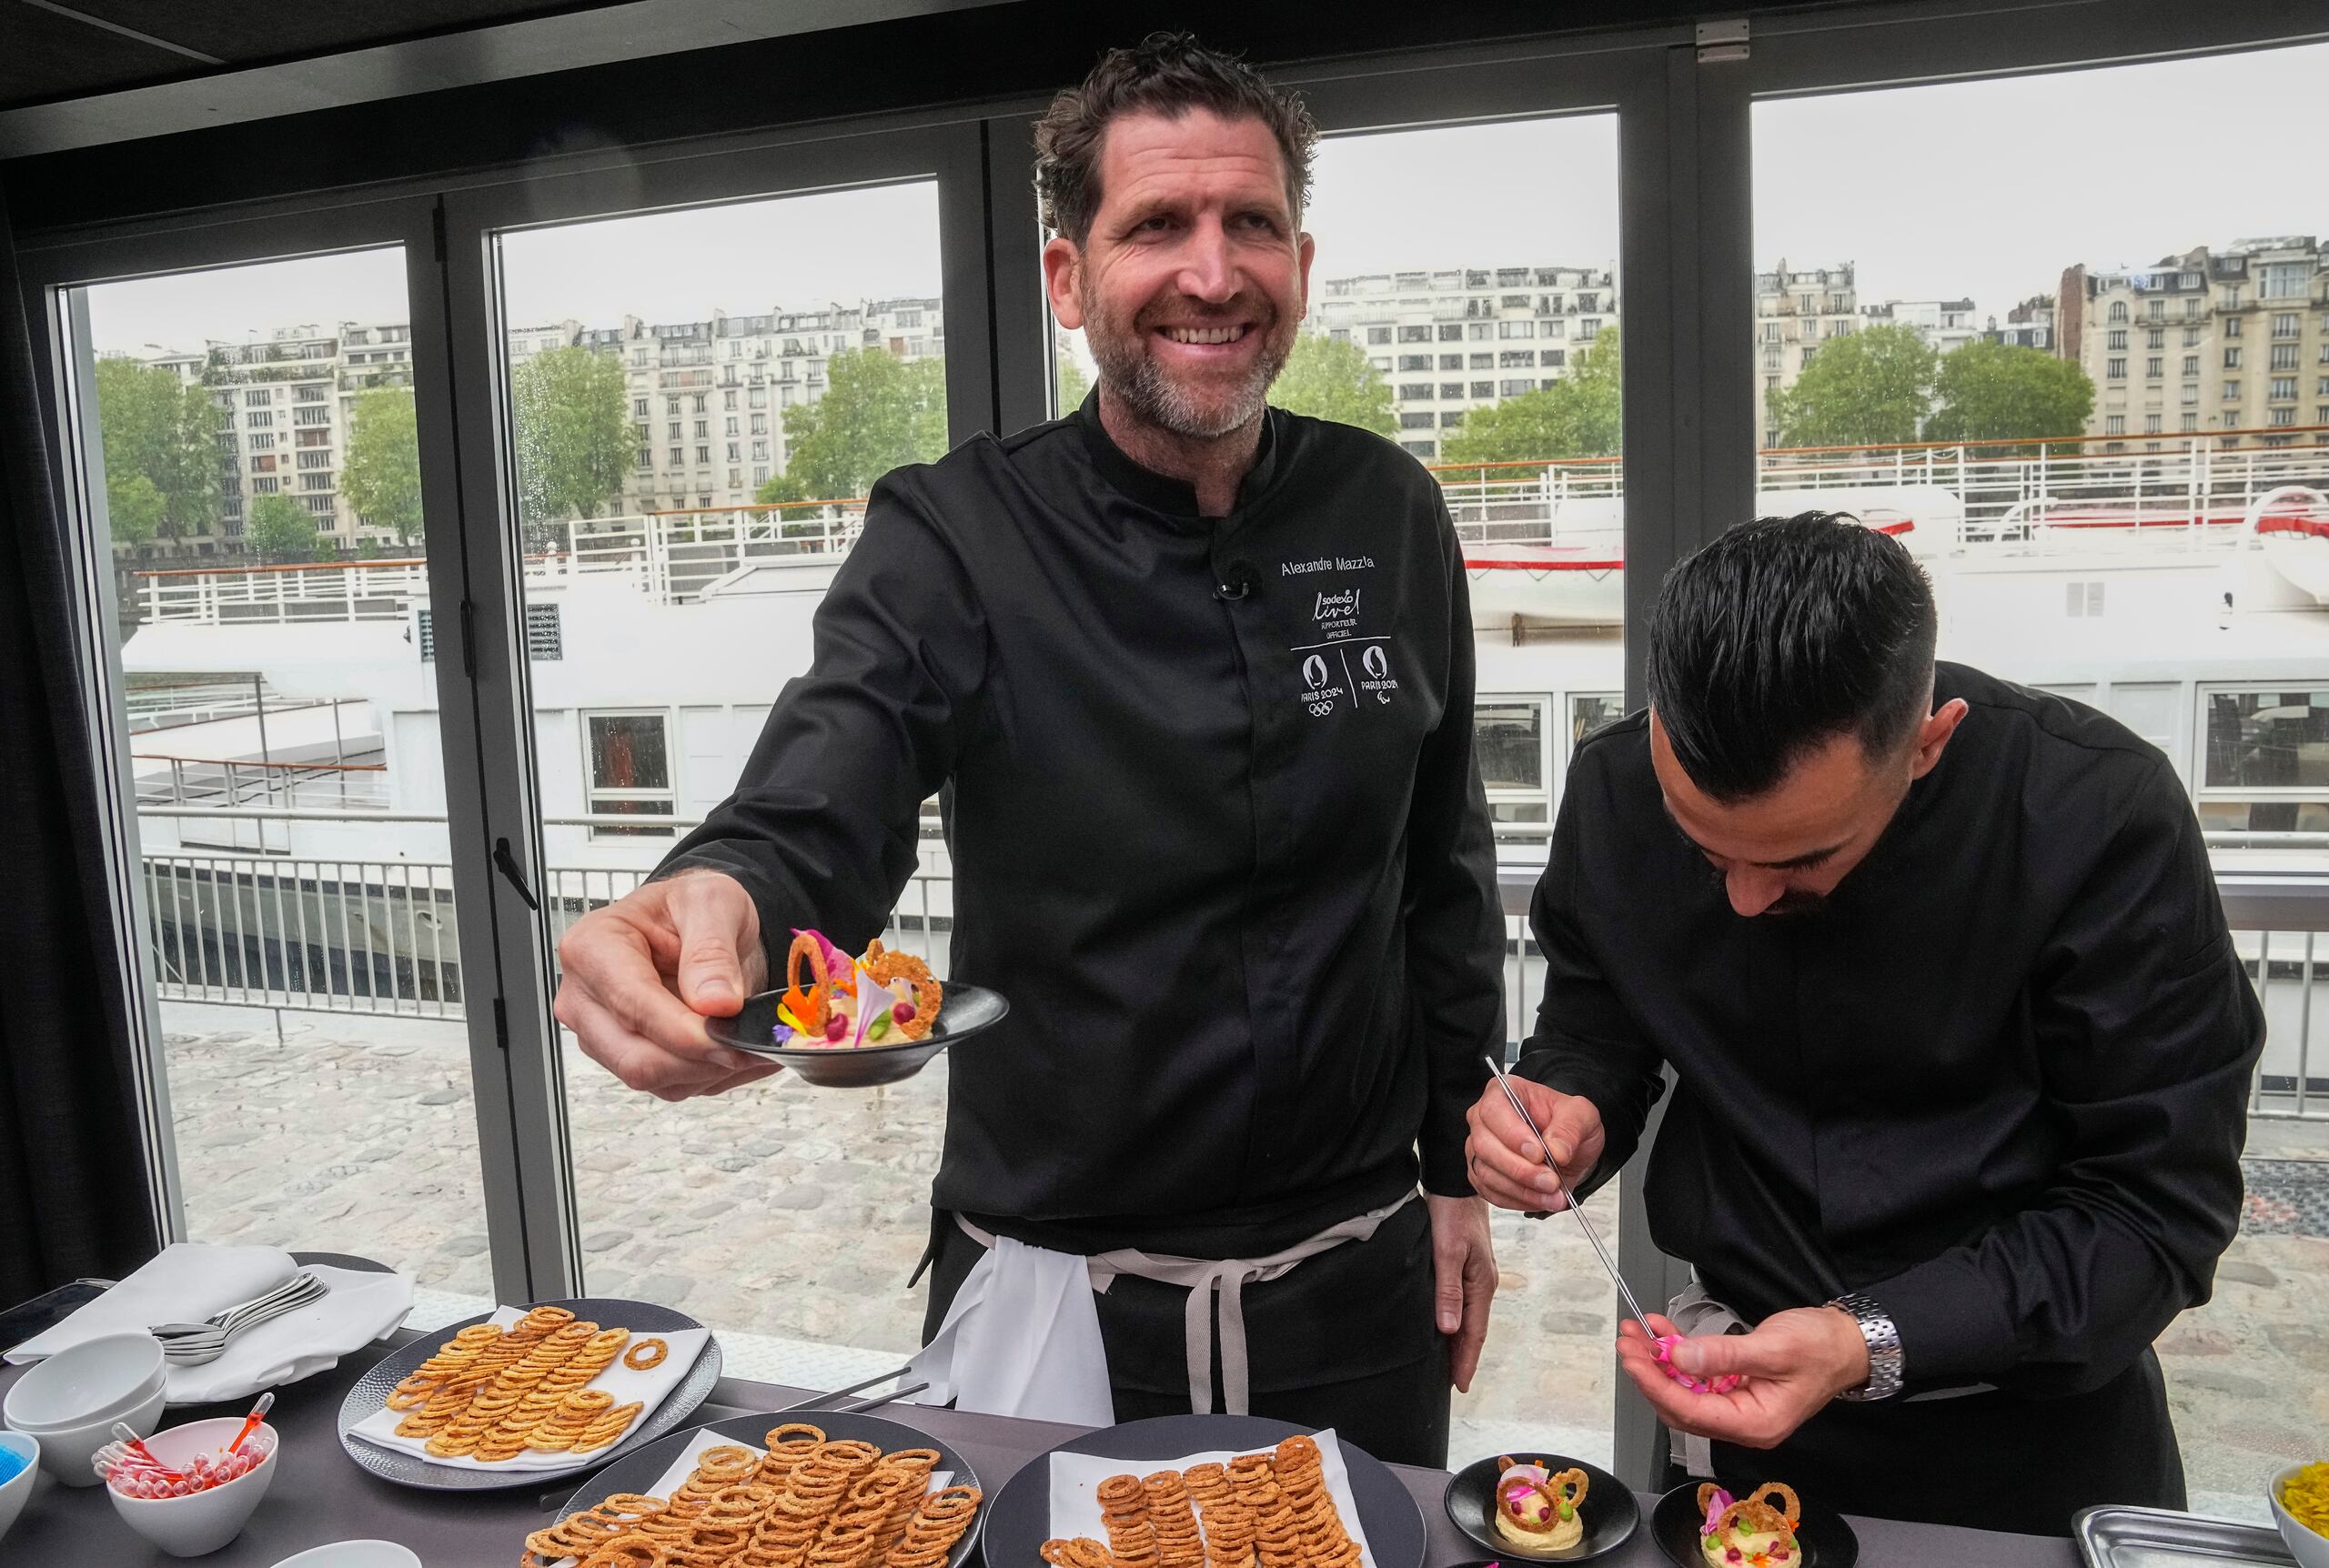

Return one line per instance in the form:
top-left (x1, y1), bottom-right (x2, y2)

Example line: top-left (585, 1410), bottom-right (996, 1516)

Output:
top-left (267, 1543), bottom-right (423, 1568)
top-left (19, 1376), bottom-right (166, 1487)
top-left (106, 1418), bottom-right (279, 1558)
top-left (2270, 1465), bottom-right (2329, 1568)
top-left (3, 1332), bottom-right (166, 1432)
top-left (0, 1431), bottom-right (39, 1547)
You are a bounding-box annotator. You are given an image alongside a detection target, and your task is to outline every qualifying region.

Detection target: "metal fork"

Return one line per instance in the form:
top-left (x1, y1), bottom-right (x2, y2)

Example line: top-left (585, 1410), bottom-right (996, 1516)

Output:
top-left (151, 1272), bottom-right (328, 1364)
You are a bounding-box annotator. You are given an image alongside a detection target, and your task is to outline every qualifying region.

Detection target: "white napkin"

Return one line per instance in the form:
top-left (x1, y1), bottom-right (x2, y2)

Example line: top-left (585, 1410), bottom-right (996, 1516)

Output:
top-left (1047, 1431), bottom-right (1377, 1568)
top-left (906, 1234), bottom-right (1114, 1426)
top-left (348, 1307), bottom-right (711, 1473)
top-left (4, 1242), bottom-right (415, 1405)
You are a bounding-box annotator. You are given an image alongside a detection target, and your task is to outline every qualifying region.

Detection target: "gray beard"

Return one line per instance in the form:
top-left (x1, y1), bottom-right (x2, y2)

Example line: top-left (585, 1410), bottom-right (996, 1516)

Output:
top-left (1081, 290), bottom-right (1290, 440)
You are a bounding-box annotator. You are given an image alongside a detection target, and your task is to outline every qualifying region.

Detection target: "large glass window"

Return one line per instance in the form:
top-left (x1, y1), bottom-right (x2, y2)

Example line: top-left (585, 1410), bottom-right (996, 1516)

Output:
top-left (1755, 40), bottom-right (2329, 1518)
top-left (496, 182), bottom-right (951, 1376)
top-left (76, 252), bottom-right (491, 1322)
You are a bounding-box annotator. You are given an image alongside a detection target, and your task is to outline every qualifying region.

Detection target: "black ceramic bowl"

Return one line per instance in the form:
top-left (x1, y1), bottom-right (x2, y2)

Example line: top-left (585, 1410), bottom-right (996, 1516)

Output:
top-left (1648, 1482), bottom-right (1858, 1568)
top-left (1445, 1454), bottom-right (1639, 1563)
top-left (704, 982), bottom-right (1008, 1087)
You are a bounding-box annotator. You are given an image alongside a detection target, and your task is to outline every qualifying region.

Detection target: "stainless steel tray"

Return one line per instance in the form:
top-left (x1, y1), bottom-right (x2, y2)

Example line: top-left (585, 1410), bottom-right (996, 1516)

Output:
top-left (2076, 1506), bottom-right (2298, 1566)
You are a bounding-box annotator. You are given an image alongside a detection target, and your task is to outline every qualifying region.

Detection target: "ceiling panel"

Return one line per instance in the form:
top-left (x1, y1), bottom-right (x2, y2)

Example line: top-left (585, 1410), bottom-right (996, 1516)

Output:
top-left (0, 4), bottom-right (196, 107)
top-left (58, 0), bottom-right (626, 65)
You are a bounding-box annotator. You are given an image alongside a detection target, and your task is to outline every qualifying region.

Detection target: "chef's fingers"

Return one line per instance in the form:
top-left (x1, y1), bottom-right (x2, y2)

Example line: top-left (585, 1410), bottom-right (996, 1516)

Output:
top-left (557, 903), bottom-right (729, 1058)
top-left (559, 984), bottom-right (761, 1101)
top-left (1449, 1238), bottom-right (1497, 1394)
top-left (666, 871), bottom-right (765, 1012)
top-left (1464, 1096), bottom-right (1568, 1211)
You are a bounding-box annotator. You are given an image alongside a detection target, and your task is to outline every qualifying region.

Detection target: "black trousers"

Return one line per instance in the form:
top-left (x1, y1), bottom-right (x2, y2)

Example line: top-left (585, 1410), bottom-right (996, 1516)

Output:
top-left (1667, 1350), bottom-right (2185, 1538)
top-left (919, 1206), bottom-right (1453, 1468)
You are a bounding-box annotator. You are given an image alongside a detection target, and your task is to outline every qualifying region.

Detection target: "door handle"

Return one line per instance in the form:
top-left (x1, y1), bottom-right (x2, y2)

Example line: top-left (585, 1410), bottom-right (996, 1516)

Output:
top-left (491, 837), bottom-right (540, 911)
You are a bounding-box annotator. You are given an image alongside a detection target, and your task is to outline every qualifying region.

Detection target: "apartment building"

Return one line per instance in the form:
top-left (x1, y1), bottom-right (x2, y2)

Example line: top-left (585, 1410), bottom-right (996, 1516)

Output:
top-left (1311, 264), bottom-right (1618, 461)
top-left (509, 297), bottom-right (944, 514)
top-left (1985, 295), bottom-right (2056, 352)
top-left (1755, 259), bottom-right (1858, 447)
top-left (1861, 297), bottom-right (1979, 356)
top-left (128, 319), bottom-right (416, 556)
top-left (2062, 236), bottom-right (2329, 449)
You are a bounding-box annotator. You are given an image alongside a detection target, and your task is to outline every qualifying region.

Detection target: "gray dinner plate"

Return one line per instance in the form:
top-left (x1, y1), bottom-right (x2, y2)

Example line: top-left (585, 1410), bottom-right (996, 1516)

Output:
top-left (704, 983), bottom-right (1008, 1087)
top-left (335, 1296), bottom-right (721, 1492)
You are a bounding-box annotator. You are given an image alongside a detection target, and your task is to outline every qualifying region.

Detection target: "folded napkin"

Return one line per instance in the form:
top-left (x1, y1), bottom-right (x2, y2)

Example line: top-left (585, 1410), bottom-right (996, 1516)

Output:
top-left (348, 1307), bottom-right (711, 1473)
top-left (1047, 1430), bottom-right (1377, 1568)
top-left (5, 1242), bottom-right (415, 1405)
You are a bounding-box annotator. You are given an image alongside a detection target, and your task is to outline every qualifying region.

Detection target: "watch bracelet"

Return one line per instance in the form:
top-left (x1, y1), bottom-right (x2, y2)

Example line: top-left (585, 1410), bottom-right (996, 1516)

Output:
top-left (1828, 1291), bottom-right (1905, 1402)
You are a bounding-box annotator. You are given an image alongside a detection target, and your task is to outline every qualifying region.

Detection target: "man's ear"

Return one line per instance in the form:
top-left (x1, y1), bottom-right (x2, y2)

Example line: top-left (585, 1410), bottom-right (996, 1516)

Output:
top-left (1042, 236), bottom-right (1084, 331)
top-left (1910, 698), bottom-right (1970, 779)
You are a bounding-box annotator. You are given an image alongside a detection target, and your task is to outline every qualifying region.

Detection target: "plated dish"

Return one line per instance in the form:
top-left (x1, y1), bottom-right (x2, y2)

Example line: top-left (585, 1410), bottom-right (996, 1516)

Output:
top-left (1443, 1453), bottom-right (1638, 1562)
top-left (705, 981), bottom-right (1009, 1088)
top-left (546, 1411), bottom-right (985, 1568)
top-left (984, 1414), bottom-right (1425, 1568)
top-left (336, 1297), bottom-right (720, 1493)
top-left (1649, 1480), bottom-right (1855, 1568)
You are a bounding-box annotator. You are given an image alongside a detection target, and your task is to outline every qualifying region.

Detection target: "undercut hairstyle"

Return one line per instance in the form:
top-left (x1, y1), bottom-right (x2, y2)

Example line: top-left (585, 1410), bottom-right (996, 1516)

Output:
top-left (1033, 32), bottom-right (1317, 247)
top-left (1646, 512), bottom-right (1938, 803)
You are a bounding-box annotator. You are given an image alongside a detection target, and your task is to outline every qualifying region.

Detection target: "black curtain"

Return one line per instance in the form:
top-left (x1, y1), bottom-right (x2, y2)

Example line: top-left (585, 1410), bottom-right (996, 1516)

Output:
top-left (0, 180), bottom-right (159, 1305)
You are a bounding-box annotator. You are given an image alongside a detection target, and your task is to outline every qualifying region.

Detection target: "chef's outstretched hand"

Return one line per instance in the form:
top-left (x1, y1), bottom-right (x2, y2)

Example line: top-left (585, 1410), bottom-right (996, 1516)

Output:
top-left (1615, 1309), bottom-right (1870, 1450)
top-left (1463, 1075), bottom-right (1605, 1213)
top-left (554, 869), bottom-right (781, 1101)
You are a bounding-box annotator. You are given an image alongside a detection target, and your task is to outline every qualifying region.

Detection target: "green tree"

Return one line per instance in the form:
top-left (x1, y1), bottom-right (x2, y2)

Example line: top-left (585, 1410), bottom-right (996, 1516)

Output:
top-left (1923, 339), bottom-right (2095, 447)
top-left (1267, 332), bottom-right (1396, 436)
top-left (1764, 322), bottom-right (1935, 448)
top-left (106, 472), bottom-right (166, 547)
top-left (1055, 354), bottom-right (1091, 415)
top-left (341, 387), bottom-right (424, 544)
top-left (247, 493), bottom-right (319, 562)
top-left (753, 470), bottom-right (812, 507)
top-left (510, 346), bottom-right (630, 529)
top-left (1442, 326), bottom-right (1624, 463)
top-left (94, 357), bottom-right (222, 541)
top-left (779, 349), bottom-right (949, 498)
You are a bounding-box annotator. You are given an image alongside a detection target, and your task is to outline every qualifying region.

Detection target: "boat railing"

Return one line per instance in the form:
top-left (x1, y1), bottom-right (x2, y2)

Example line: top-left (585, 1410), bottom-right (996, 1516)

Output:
top-left (129, 815), bottom-right (2329, 1119)
top-left (130, 435), bottom-right (2329, 625)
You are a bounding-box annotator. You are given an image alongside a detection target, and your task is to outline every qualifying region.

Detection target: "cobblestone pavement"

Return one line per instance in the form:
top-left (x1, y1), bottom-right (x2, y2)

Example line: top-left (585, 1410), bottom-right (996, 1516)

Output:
top-left (163, 1006), bottom-right (2324, 1515)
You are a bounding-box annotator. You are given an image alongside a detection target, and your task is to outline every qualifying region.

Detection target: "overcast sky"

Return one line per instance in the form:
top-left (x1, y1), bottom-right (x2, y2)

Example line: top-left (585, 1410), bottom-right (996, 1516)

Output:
top-left (86, 39), bottom-right (2326, 357)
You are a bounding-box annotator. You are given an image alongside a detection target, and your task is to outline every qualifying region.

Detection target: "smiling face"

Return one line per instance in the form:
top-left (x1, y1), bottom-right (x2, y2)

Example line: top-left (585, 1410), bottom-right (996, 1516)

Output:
top-left (1043, 107), bottom-right (1314, 440)
top-left (1649, 700), bottom-right (1967, 917)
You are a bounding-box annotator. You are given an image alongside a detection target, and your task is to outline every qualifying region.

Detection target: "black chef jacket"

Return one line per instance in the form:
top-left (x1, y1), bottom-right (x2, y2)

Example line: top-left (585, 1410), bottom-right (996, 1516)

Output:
top-left (1518, 662), bottom-right (2263, 1399)
top-left (664, 396), bottom-right (1505, 1264)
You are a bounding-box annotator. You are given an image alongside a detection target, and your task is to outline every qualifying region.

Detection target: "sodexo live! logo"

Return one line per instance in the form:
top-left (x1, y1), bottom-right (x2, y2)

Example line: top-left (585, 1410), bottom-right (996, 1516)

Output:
top-left (1301, 653), bottom-right (1345, 718)
top-left (1358, 643), bottom-right (1398, 705)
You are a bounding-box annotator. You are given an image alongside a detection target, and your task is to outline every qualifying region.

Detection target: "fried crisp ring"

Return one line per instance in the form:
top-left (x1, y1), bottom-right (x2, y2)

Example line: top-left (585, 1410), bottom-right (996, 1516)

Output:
top-left (785, 932), bottom-right (833, 1032)
top-left (1749, 1483), bottom-right (1800, 1529)
top-left (1712, 1499), bottom-right (1792, 1541)
top-left (1044, 1540), bottom-right (1115, 1568)
top-left (862, 940), bottom-right (943, 1040)
top-left (623, 1336), bottom-right (670, 1371)
top-left (1548, 1466), bottom-right (1590, 1507)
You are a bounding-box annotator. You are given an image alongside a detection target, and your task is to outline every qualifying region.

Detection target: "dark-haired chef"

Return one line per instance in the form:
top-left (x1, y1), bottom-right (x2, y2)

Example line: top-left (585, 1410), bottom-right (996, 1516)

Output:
top-left (550, 35), bottom-right (1506, 1465)
top-left (1467, 514), bottom-right (2263, 1534)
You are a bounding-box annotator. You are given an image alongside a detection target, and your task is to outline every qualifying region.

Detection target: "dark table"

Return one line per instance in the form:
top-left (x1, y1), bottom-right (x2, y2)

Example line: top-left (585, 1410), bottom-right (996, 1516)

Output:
top-left (0, 1330), bottom-right (2081, 1568)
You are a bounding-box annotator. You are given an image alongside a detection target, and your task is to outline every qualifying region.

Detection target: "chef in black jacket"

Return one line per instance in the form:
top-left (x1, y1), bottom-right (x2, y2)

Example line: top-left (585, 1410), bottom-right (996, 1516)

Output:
top-left (1466, 514), bottom-right (2262, 1533)
top-left (552, 35), bottom-right (1505, 1465)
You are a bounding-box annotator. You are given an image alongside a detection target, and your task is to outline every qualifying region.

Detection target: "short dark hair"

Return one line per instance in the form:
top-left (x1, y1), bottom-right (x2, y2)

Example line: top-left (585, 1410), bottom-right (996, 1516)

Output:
top-left (1646, 512), bottom-right (1938, 802)
top-left (1033, 33), bottom-right (1316, 248)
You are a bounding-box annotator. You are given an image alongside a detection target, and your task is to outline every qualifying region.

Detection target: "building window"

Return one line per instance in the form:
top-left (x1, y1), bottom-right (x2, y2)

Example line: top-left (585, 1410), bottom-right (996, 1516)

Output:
top-left (2106, 358), bottom-right (2126, 380)
top-left (1800, 346), bottom-right (1818, 368)
top-left (1398, 411), bottom-right (1434, 429)
top-left (2184, 326), bottom-right (2202, 347)
top-left (2146, 357), bottom-right (2163, 378)
top-left (2273, 313), bottom-right (2301, 338)
top-left (2183, 355), bottom-right (2200, 377)
top-left (2108, 301), bottom-right (2128, 322)
top-left (584, 711), bottom-right (676, 839)
top-left (2107, 329), bottom-right (2127, 350)
top-left (1437, 325), bottom-right (1464, 342)
top-left (2147, 300), bottom-right (2164, 322)
top-left (695, 445), bottom-right (711, 464)
top-left (669, 447), bottom-right (683, 466)
top-left (2224, 347), bottom-right (2243, 369)
top-left (635, 448), bottom-right (651, 468)
top-left (692, 419), bottom-right (708, 438)
top-left (1397, 326), bottom-right (1431, 343)
top-left (247, 410), bottom-right (272, 428)
top-left (667, 420), bottom-right (681, 438)
top-left (2146, 327), bottom-right (2165, 349)
top-left (1366, 327), bottom-right (1391, 345)
top-left (2144, 414), bottom-right (2162, 435)
top-left (2224, 317), bottom-right (2243, 338)
top-left (1470, 381), bottom-right (1495, 398)
top-left (2181, 413), bottom-right (2198, 432)
top-left (1499, 378), bottom-right (1534, 397)
top-left (2269, 408), bottom-right (2295, 427)
top-left (1498, 350), bottom-right (1536, 368)
top-left (1497, 321), bottom-right (1536, 339)
top-left (633, 397), bottom-right (648, 416)
top-left (2271, 377), bottom-right (2298, 402)
top-left (2105, 414), bottom-right (2125, 435)
top-left (243, 389), bottom-right (269, 407)
top-left (2223, 381), bottom-right (2242, 400)
top-left (1398, 383), bottom-right (1433, 400)
top-left (2271, 344), bottom-right (2300, 370)
top-left (1439, 382), bottom-right (1465, 400)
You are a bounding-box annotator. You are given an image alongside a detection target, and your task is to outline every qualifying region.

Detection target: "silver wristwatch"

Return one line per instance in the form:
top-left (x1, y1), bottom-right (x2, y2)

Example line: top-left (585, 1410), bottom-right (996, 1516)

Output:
top-left (1827, 1292), bottom-right (1905, 1402)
